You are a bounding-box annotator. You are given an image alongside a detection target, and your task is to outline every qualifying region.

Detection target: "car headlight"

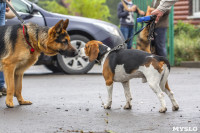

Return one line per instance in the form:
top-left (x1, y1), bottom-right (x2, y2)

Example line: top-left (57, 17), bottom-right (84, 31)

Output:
top-left (93, 23), bottom-right (120, 37)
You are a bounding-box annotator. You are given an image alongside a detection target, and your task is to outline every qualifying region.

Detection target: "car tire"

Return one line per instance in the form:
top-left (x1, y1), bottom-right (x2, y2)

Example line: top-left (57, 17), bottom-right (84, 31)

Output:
top-left (56, 35), bottom-right (95, 74)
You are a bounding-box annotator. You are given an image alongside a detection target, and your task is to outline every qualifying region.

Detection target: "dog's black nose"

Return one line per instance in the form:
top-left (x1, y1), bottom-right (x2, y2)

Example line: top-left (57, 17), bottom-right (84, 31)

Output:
top-left (59, 49), bottom-right (78, 57)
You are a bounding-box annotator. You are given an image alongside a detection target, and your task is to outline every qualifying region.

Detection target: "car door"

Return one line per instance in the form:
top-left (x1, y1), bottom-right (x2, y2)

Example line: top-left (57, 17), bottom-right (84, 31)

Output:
top-left (5, 0), bottom-right (45, 26)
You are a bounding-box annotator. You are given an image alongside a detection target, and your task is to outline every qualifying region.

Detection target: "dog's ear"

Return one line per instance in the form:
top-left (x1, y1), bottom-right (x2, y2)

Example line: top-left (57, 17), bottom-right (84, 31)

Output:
top-left (146, 6), bottom-right (152, 16)
top-left (89, 43), bottom-right (99, 62)
top-left (52, 20), bottom-right (64, 33)
top-left (63, 19), bottom-right (69, 30)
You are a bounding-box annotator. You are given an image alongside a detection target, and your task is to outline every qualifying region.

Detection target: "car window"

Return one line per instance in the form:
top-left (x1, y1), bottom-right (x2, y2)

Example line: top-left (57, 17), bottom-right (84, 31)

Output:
top-left (12, 0), bottom-right (30, 13)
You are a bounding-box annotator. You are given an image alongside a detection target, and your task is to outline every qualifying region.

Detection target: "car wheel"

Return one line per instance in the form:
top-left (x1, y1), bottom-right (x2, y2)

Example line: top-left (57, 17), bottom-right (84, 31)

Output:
top-left (56, 35), bottom-right (95, 74)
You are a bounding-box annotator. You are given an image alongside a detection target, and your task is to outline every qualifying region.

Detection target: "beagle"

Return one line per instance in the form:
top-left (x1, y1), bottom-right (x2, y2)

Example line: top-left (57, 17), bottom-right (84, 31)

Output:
top-left (82, 40), bottom-right (179, 113)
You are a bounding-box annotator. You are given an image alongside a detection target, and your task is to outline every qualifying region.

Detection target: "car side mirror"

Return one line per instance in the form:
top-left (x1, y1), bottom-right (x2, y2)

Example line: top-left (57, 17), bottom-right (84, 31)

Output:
top-left (29, 4), bottom-right (38, 14)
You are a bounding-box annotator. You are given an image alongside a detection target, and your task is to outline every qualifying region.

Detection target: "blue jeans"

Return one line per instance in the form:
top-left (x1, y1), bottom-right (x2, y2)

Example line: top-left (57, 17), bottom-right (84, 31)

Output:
top-left (120, 25), bottom-right (134, 49)
top-left (151, 28), bottom-right (167, 57)
top-left (0, 2), bottom-right (6, 89)
top-left (0, 2), bottom-right (6, 25)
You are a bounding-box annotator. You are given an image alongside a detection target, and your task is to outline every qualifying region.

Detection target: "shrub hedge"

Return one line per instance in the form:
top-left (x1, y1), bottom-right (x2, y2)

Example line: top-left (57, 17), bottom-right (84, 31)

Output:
top-left (174, 21), bottom-right (200, 65)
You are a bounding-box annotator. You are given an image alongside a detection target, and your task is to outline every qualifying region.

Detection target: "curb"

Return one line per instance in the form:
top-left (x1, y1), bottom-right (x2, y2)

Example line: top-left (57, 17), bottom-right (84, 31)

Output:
top-left (180, 61), bottom-right (200, 68)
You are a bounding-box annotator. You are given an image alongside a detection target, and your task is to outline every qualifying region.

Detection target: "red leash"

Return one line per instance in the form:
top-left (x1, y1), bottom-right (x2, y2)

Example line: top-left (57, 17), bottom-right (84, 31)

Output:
top-left (23, 25), bottom-right (35, 54)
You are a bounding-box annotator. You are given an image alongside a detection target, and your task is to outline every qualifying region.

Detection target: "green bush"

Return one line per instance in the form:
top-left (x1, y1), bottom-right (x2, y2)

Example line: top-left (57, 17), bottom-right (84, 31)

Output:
top-left (174, 21), bottom-right (200, 65)
top-left (37, 0), bottom-right (69, 15)
top-left (175, 21), bottom-right (200, 38)
top-left (29, 0), bottom-right (110, 22)
top-left (66, 0), bottom-right (110, 22)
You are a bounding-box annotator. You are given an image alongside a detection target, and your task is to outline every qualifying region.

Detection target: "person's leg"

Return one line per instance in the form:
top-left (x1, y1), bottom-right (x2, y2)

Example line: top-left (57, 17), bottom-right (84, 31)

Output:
top-left (154, 28), bottom-right (167, 57)
top-left (127, 26), bottom-right (134, 49)
top-left (0, 2), bottom-right (6, 95)
top-left (0, 72), bottom-right (5, 88)
top-left (0, 72), bottom-right (6, 95)
top-left (120, 25), bottom-right (129, 48)
top-left (0, 72), bottom-right (3, 97)
top-left (0, 3), bottom-right (6, 25)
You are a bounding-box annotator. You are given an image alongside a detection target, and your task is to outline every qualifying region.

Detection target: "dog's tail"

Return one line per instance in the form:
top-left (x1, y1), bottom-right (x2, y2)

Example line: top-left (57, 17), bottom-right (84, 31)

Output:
top-left (154, 55), bottom-right (171, 71)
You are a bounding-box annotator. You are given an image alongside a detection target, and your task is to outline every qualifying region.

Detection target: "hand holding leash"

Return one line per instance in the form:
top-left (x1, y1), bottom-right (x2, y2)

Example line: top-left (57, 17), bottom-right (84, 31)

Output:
top-left (3, 0), bottom-right (25, 24)
top-left (151, 9), bottom-right (164, 23)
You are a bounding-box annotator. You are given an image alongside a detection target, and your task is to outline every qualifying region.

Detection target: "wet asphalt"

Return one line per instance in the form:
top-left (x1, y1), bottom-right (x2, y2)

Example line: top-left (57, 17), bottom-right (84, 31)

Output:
top-left (0, 65), bottom-right (200, 133)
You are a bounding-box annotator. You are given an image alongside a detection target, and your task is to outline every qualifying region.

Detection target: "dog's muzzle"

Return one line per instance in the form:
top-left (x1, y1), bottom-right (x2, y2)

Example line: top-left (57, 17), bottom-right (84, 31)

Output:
top-left (59, 49), bottom-right (78, 57)
top-left (79, 47), bottom-right (87, 57)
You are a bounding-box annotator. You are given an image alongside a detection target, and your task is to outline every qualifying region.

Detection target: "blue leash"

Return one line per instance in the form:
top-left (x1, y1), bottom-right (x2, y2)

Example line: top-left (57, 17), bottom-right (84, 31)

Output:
top-left (124, 23), bottom-right (149, 44)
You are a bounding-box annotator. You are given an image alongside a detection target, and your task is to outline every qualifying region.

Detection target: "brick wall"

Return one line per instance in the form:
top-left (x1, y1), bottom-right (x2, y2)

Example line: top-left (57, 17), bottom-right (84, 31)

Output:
top-left (174, 0), bottom-right (200, 25)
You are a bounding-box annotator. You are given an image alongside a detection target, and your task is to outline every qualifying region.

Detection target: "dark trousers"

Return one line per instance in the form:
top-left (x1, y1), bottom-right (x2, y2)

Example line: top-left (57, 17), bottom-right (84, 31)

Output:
top-left (151, 28), bottom-right (167, 57)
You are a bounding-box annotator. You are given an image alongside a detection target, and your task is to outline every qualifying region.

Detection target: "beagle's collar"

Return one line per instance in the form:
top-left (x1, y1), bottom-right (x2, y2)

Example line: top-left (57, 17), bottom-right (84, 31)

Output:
top-left (96, 51), bottom-right (108, 64)
top-left (95, 44), bottom-right (110, 64)
top-left (96, 43), bottom-right (126, 64)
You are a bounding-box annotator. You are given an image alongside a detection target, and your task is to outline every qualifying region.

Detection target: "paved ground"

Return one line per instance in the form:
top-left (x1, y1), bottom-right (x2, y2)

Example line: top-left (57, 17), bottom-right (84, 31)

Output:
top-left (0, 65), bottom-right (200, 133)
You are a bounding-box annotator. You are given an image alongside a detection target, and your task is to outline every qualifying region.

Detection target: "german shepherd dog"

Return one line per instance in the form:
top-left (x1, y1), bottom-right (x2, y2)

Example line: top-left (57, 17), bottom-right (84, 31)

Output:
top-left (136, 24), bottom-right (152, 53)
top-left (136, 6), bottom-right (155, 54)
top-left (0, 19), bottom-right (77, 108)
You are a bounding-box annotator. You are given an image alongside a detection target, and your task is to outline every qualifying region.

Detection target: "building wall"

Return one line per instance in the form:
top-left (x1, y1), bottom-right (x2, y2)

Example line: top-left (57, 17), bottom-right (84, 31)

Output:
top-left (174, 0), bottom-right (200, 25)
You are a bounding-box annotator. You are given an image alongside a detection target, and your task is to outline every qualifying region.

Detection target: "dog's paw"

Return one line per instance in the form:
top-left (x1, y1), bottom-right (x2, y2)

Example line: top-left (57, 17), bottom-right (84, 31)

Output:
top-left (19, 100), bottom-right (32, 105)
top-left (104, 101), bottom-right (112, 109)
top-left (6, 101), bottom-right (14, 108)
top-left (104, 104), bottom-right (111, 109)
top-left (124, 102), bottom-right (132, 110)
top-left (172, 105), bottom-right (179, 111)
top-left (159, 107), bottom-right (167, 113)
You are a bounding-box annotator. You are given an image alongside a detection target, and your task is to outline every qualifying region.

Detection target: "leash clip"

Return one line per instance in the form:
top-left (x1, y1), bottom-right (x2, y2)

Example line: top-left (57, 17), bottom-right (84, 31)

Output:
top-left (109, 43), bottom-right (125, 52)
top-left (95, 59), bottom-right (101, 65)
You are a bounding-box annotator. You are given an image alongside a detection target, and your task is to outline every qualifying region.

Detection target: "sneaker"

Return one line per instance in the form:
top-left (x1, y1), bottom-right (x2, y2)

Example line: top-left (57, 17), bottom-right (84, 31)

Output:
top-left (0, 88), bottom-right (6, 95)
top-left (0, 92), bottom-right (2, 97)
